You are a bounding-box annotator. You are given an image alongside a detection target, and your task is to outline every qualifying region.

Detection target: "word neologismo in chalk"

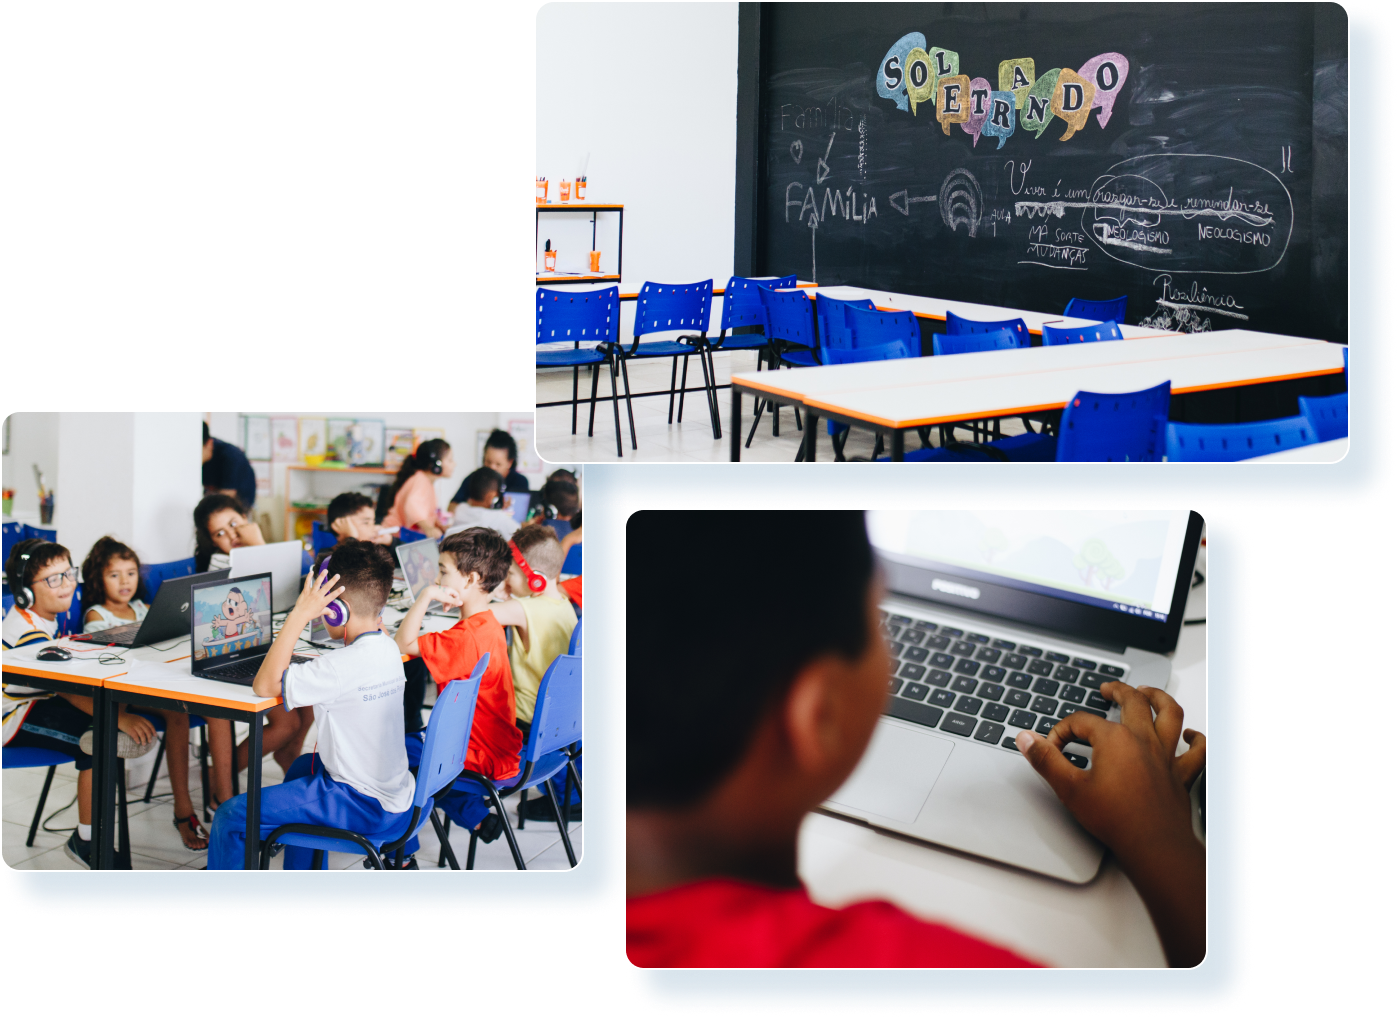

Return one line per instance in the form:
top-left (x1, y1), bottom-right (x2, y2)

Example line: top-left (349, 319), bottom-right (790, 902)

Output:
top-left (877, 37), bottom-right (1130, 148)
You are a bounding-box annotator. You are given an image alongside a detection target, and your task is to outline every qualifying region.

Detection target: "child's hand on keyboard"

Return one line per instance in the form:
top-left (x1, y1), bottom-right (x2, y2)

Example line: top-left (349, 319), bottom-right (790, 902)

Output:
top-left (1014, 682), bottom-right (1205, 966)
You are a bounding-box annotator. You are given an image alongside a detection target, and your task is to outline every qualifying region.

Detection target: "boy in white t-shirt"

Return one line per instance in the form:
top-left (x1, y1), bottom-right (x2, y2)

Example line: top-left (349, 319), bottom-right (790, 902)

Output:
top-left (207, 540), bottom-right (416, 869)
top-left (446, 468), bottom-right (519, 541)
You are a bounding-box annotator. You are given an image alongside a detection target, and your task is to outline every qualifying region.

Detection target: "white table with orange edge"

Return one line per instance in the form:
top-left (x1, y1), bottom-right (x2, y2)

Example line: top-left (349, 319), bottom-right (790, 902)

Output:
top-left (730, 328), bottom-right (1347, 461)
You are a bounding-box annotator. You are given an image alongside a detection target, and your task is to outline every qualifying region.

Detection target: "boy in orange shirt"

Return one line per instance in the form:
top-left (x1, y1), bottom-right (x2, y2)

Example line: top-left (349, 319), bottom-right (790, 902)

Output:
top-left (395, 526), bottom-right (522, 842)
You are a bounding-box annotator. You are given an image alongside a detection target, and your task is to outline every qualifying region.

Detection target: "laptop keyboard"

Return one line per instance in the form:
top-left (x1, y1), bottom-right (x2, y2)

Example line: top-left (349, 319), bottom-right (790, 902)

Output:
top-left (70, 623), bottom-right (140, 646)
top-left (206, 654), bottom-right (312, 681)
top-left (880, 609), bottom-right (1129, 768)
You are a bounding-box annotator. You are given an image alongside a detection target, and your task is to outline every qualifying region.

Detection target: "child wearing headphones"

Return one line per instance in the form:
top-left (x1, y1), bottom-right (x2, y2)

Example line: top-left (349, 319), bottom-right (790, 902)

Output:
top-left (395, 527), bottom-right (522, 843)
top-left (3, 538), bottom-right (156, 867)
top-left (490, 523), bottom-right (580, 823)
top-left (382, 438), bottom-right (454, 538)
top-left (80, 536), bottom-right (234, 851)
top-left (446, 467), bottom-right (519, 540)
top-left (208, 539), bottom-right (415, 869)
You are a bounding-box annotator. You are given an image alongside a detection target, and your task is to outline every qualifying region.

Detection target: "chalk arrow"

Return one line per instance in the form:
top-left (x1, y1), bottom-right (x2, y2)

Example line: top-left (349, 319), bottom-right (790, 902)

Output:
top-left (816, 157), bottom-right (831, 184)
top-left (889, 190), bottom-right (909, 215)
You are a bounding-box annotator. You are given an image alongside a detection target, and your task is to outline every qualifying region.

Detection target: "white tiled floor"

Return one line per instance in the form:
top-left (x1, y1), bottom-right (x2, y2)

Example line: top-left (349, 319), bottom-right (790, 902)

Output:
top-left (535, 350), bottom-right (1032, 463)
top-left (4, 727), bottom-right (580, 872)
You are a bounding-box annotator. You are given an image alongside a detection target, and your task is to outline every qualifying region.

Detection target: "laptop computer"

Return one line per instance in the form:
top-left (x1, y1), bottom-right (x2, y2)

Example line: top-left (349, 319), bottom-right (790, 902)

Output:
top-left (229, 540), bottom-right (304, 614)
top-left (68, 568), bottom-right (230, 647)
top-left (824, 510), bottom-right (1203, 884)
top-left (189, 572), bottom-right (309, 685)
top-left (395, 538), bottom-right (454, 616)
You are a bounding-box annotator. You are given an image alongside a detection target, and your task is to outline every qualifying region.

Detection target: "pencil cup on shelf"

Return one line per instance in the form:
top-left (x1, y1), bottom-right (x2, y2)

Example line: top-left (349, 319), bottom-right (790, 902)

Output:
top-left (575, 177), bottom-right (586, 200)
top-left (39, 493), bottom-right (54, 525)
top-left (559, 179), bottom-right (571, 203)
top-left (536, 177), bottom-right (548, 203)
top-left (544, 239), bottom-right (557, 273)
top-left (589, 251), bottom-right (601, 273)
top-left (2, 488), bottom-right (13, 515)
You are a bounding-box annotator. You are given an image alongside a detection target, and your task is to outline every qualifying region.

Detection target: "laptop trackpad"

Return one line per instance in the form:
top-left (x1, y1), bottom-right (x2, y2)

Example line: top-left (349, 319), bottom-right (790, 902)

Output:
top-left (826, 720), bottom-right (954, 823)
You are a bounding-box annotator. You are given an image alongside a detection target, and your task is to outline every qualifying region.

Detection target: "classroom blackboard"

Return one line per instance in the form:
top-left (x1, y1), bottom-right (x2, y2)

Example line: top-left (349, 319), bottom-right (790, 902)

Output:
top-left (738, 3), bottom-right (1348, 343)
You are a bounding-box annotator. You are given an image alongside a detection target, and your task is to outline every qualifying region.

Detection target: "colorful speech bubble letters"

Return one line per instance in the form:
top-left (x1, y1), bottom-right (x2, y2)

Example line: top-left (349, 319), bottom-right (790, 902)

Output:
top-left (998, 58), bottom-right (1036, 109)
top-left (936, 74), bottom-right (971, 135)
top-left (1050, 67), bottom-right (1097, 140)
top-left (960, 76), bottom-right (993, 146)
top-left (877, 32), bottom-right (927, 112)
top-left (1019, 67), bottom-right (1060, 138)
top-left (929, 47), bottom-right (960, 80)
top-left (982, 90), bottom-right (1018, 149)
top-left (905, 47), bottom-right (934, 116)
top-left (1076, 52), bottom-right (1130, 129)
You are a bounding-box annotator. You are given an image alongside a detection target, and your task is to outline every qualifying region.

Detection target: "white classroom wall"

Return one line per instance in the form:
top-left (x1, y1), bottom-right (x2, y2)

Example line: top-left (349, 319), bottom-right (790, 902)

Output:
top-left (2, 412), bottom-right (60, 523)
top-left (536, 3), bottom-right (739, 336)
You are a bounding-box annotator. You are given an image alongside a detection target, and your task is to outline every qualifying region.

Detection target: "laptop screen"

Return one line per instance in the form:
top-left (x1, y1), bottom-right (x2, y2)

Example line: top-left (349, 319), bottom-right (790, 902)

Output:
top-left (191, 575), bottom-right (274, 664)
top-left (868, 510), bottom-right (1196, 632)
top-left (395, 538), bottom-right (440, 602)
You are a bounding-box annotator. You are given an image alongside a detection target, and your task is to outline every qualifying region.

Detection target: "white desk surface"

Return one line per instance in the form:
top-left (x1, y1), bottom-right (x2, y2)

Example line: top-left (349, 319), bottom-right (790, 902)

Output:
top-left (801, 284), bottom-right (1173, 339)
top-left (1247, 436), bottom-right (1348, 463)
top-left (798, 615), bottom-right (1207, 968)
top-left (734, 328), bottom-right (1345, 430)
top-left (3, 635), bottom-right (184, 688)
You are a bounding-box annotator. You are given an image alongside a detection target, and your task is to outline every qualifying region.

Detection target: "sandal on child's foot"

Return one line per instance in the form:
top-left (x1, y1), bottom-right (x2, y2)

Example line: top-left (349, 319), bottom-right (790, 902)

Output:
top-left (174, 813), bottom-right (209, 850)
top-left (475, 812), bottom-right (504, 844)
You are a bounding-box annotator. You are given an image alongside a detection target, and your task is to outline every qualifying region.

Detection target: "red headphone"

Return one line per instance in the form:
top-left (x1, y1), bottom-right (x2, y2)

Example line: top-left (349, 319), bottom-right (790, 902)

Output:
top-left (509, 541), bottom-right (547, 594)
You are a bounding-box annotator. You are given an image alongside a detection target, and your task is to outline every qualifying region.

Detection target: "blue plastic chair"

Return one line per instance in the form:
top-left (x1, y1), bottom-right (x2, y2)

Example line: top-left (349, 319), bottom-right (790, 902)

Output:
top-left (1058, 381), bottom-right (1172, 461)
top-left (816, 294), bottom-right (876, 353)
top-left (3, 746), bottom-right (77, 848)
top-left (1166, 416), bottom-right (1317, 462)
top-left (397, 528), bottom-right (428, 545)
top-left (260, 663), bottom-right (486, 870)
top-left (310, 521), bottom-right (338, 553)
top-left (933, 327), bottom-right (1026, 356)
top-left (543, 519), bottom-right (572, 543)
top-left (450, 651), bottom-right (582, 870)
top-left (2, 521), bottom-right (22, 563)
top-left (1065, 295), bottom-right (1129, 324)
top-left (844, 306), bottom-right (922, 354)
top-left (823, 340), bottom-right (913, 365)
top-left (746, 286), bottom-right (819, 448)
top-left (140, 556), bottom-right (197, 603)
top-left (537, 287), bottom-right (624, 453)
top-left (2, 592), bottom-right (11, 614)
top-left (561, 543), bottom-right (581, 575)
top-left (20, 524), bottom-right (57, 543)
top-left (710, 275), bottom-right (797, 358)
top-left (568, 620), bottom-right (581, 656)
top-left (1041, 321), bottom-right (1124, 346)
top-left (945, 311), bottom-right (1030, 344)
top-left (1298, 392), bottom-right (1348, 443)
top-left (614, 281), bottom-right (719, 445)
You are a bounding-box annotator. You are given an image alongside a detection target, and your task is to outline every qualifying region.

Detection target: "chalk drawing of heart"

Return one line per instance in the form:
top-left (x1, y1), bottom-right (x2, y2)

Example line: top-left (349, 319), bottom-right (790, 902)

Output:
top-left (790, 140), bottom-right (803, 164)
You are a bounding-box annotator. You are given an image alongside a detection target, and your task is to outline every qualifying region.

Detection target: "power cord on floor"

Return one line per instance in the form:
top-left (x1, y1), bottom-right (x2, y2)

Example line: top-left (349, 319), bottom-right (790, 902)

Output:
top-left (40, 790), bottom-right (79, 834)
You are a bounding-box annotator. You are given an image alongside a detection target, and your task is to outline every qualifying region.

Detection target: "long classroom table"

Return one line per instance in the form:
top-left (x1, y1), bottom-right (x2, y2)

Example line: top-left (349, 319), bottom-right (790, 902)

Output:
top-left (730, 328), bottom-right (1347, 461)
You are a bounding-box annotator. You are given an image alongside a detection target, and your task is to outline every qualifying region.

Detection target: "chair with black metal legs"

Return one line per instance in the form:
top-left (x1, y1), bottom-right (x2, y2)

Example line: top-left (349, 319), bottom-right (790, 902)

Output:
top-left (134, 712), bottom-right (212, 821)
top-left (445, 650), bottom-right (582, 870)
top-left (537, 287), bottom-right (626, 456)
top-left (3, 747), bottom-right (77, 849)
top-left (612, 281), bottom-right (719, 447)
top-left (258, 664), bottom-right (485, 871)
top-left (711, 275), bottom-right (796, 435)
top-left (750, 287), bottom-right (821, 452)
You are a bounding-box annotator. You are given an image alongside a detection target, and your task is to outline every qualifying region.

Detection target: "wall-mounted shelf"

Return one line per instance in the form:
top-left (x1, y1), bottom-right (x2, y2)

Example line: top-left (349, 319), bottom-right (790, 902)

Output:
top-left (536, 202), bottom-right (624, 286)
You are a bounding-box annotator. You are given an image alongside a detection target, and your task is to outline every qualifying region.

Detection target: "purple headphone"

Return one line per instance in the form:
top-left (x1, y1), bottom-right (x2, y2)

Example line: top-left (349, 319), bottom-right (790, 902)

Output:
top-left (318, 555), bottom-right (351, 628)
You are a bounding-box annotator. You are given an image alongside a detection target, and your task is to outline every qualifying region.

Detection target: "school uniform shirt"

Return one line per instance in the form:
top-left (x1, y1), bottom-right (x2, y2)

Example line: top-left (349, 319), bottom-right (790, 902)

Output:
top-left (416, 610), bottom-right (522, 781)
top-left (83, 600), bottom-right (149, 633)
top-left (506, 595), bottom-right (578, 723)
top-left (446, 506), bottom-right (518, 541)
top-left (280, 630), bottom-right (415, 813)
top-left (627, 878), bottom-right (1039, 968)
top-left (383, 471), bottom-right (446, 532)
top-left (560, 576), bottom-right (582, 609)
top-left (2, 607), bottom-right (60, 744)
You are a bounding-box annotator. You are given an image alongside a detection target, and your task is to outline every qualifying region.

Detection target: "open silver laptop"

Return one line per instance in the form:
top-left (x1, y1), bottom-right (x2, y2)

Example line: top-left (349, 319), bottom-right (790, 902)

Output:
top-left (394, 537), bottom-right (454, 616)
top-left (824, 510), bottom-right (1203, 884)
top-left (229, 540), bottom-right (304, 613)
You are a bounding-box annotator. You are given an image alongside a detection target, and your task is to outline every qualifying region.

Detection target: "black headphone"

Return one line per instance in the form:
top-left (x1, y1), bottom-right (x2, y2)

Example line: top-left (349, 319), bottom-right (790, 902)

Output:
top-left (13, 550), bottom-right (36, 610)
top-left (417, 443), bottom-right (445, 475)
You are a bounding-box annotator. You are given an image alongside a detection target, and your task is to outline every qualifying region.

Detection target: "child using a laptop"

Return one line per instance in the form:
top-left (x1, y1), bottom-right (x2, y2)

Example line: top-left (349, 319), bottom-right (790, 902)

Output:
top-left (79, 535), bottom-right (234, 850)
top-left (490, 523), bottom-right (579, 821)
top-left (326, 492), bottom-right (394, 547)
top-left (446, 468), bottom-right (520, 540)
top-left (395, 527), bottom-right (522, 844)
top-left (208, 539), bottom-right (415, 869)
top-left (627, 511), bottom-right (1206, 968)
top-left (3, 538), bottom-right (157, 867)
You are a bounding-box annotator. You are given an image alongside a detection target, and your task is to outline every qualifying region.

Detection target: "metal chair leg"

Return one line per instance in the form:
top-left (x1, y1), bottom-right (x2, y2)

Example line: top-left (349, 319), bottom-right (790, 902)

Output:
top-left (669, 356), bottom-right (682, 423)
top-left (143, 732), bottom-right (166, 803)
top-left (619, 359), bottom-right (638, 450)
top-left (570, 365), bottom-right (580, 435)
top-left (699, 346), bottom-right (722, 439)
top-left (311, 848), bottom-right (325, 871)
top-left (465, 827), bottom-right (478, 870)
top-left (517, 786), bottom-right (528, 829)
top-left (27, 765), bottom-right (56, 847)
top-left (543, 782), bottom-right (578, 868)
top-left (744, 395), bottom-right (767, 448)
top-left (607, 354), bottom-right (624, 457)
top-left (431, 809), bottom-right (459, 869)
top-left (486, 787), bottom-right (527, 870)
top-left (587, 364), bottom-right (601, 437)
top-left (199, 726), bottom-right (211, 822)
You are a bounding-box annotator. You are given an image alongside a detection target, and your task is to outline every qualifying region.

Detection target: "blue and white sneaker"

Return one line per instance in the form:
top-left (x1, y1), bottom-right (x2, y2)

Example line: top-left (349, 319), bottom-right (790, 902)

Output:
top-left (64, 831), bottom-right (93, 869)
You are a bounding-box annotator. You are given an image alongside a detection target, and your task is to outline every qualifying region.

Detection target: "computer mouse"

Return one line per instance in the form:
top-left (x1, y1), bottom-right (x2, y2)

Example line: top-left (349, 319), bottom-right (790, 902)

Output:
top-left (36, 646), bottom-right (73, 662)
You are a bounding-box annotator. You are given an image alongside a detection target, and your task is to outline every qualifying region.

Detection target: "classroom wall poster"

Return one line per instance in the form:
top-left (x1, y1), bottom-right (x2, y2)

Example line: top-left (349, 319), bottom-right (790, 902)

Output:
top-left (243, 415), bottom-right (272, 461)
top-left (252, 461), bottom-right (272, 498)
top-left (298, 417), bottom-right (327, 461)
top-left (384, 427), bottom-right (414, 472)
top-left (509, 417), bottom-right (541, 480)
top-left (271, 417), bottom-right (299, 463)
top-left (325, 418), bottom-right (355, 463)
top-left (412, 427), bottom-right (445, 451)
top-left (353, 419), bottom-right (385, 467)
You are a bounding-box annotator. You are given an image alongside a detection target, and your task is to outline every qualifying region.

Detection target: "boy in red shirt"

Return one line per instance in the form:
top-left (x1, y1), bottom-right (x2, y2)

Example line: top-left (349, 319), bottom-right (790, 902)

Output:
top-left (396, 527), bottom-right (522, 843)
top-left (627, 512), bottom-right (1206, 968)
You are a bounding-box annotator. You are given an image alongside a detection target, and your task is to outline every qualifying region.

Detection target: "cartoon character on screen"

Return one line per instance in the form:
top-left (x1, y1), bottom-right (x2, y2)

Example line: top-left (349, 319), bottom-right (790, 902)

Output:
top-left (207, 586), bottom-right (262, 643)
